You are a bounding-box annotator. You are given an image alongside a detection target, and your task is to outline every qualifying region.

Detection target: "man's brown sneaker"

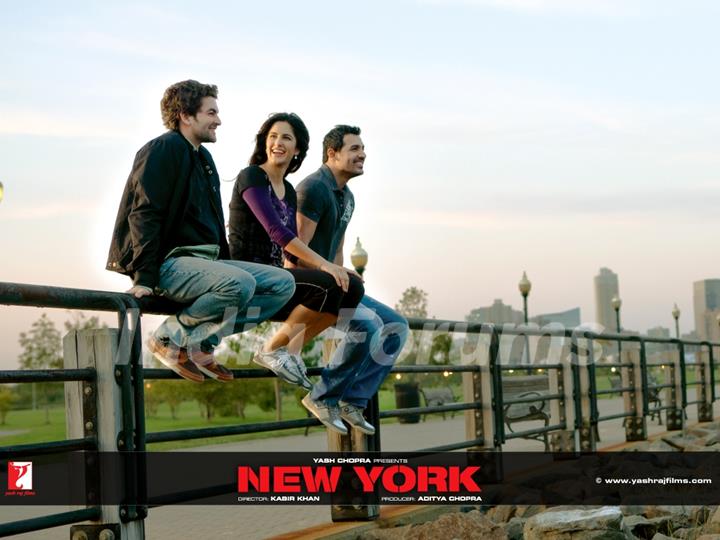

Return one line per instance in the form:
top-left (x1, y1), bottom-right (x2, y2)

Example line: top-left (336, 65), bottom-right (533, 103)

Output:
top-left (148, 336), bottom-right (204, 383)
top-left (188, 346), bottom-right (234, 382)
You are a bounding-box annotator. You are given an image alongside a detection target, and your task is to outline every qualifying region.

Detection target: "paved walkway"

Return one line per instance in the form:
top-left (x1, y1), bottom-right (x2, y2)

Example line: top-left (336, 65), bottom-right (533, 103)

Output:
top-left (2, 391), bottom-right (717, 540)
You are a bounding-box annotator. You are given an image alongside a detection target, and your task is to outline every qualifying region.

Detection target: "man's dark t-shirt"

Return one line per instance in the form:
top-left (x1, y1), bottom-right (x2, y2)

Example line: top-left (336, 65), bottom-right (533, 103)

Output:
top-left (295, 165), bottom-right (354, 261)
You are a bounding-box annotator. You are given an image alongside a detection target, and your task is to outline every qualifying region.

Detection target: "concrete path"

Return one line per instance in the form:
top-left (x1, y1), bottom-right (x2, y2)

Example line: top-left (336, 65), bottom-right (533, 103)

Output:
top-left (2, 391), bottom-right (717, 540)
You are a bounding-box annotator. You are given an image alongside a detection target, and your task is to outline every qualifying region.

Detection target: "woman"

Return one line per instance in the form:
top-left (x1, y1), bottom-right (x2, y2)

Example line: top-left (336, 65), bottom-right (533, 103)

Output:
top-left (229, 113), bottom-right (364, 432)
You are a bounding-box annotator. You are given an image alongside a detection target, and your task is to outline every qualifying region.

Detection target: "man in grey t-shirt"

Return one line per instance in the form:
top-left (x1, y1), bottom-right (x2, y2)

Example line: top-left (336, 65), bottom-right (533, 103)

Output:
top-left (295, 125), bottom-right (409, 436)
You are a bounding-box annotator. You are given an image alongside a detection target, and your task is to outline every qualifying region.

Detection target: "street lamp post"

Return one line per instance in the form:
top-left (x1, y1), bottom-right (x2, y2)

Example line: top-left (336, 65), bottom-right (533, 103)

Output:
top-left (518, 271), bottom-right (532, 371)
top-left (672, 303), bottom-right (681, 339)
top-left (611, 295), bottom-right (622, 359)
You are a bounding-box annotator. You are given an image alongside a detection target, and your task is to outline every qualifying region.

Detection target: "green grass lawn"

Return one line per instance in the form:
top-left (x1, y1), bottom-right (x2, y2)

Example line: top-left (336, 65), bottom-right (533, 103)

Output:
top-left (0, 368), bottom-right (710, 450)
top-left (0, 389), bottom-right (401, 450)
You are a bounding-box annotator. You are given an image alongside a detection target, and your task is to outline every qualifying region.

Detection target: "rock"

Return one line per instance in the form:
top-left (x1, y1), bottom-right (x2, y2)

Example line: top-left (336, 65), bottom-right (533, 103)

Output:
top-left (673, 527), bottom-right (702, 540)
top-left (397, 510), bottom-right (507, 540)
top-left (704, 433), bottom-right (720, 447)
top-left (651, 535), bottom-right (680, 540)
top-left (487, 506), bottom-right (516, 523)
top-left (685, 427), bottom-right (712, 439)
top-left (702, 507), bottom-right (720, 535)
top-left (690, 507), bottom-right (712, 526)
top-left (649, 439), bottom-right (683, 452)
top-left (624, 515), bottom-right (659, 539)
top-left (696, 535), bottom-right (720, 540)
top-left (505, 517), bottom-right (525, 540)
top-left (515, 506), bottom-right (547, 519)
top-left (621, 506), bottom-right (647, 516)
top-left (524, 506), bottom-right (625, 540)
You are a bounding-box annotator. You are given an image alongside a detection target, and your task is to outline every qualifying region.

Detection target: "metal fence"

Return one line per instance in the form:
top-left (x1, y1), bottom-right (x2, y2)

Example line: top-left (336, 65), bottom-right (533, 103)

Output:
top-left (0, 281), bottom-right (718, 538)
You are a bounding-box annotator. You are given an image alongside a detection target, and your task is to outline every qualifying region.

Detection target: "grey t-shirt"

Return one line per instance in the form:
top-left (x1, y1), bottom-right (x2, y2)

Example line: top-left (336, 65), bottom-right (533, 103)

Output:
top-left (296, 165), bottom-right (355, 261)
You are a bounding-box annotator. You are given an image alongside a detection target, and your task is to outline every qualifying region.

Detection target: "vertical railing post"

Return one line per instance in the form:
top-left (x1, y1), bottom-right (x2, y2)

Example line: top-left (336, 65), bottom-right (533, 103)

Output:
top-left (64, 329), bottom-right (144, 540)
top-left (624, 341), bottom-right (647, 441)
top-left (665, 347), bottom-right (683, 430)
top-left (577, 336), bottom-right (596, 452)
top-left (549, 332), bottom-right (575, 452)
top-left (323, 339), bottom-right (379, 522)
top-left (697, 344), bottom-right (714, 423)
top-left (462, 325), bottom-right (498, 451)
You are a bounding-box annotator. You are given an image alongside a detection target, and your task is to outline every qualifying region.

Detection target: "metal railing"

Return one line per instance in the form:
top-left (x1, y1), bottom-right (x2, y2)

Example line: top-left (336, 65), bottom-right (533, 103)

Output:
top-left (1, 281), bottom-right (719, 537)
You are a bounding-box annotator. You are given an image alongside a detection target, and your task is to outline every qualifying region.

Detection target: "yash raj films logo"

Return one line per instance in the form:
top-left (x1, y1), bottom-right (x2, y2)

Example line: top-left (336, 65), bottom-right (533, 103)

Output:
top-left (6, 461), bottom-right (35, 495)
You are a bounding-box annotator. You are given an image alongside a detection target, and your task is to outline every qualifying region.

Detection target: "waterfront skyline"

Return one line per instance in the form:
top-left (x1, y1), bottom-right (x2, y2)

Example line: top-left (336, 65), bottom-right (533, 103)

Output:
top-left (1, 1), bottom-right (720, 369)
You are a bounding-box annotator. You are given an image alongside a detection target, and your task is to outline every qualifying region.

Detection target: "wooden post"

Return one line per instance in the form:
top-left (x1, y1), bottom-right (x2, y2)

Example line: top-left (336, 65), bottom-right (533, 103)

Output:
top-left (64, 329), bottom-right (144, 540)
top-left (462, 331), bottom-right (497, 451)
top-left (697, 346), bottom-right (714, 422)
top-left (322, 339), bottom-right (380, 522)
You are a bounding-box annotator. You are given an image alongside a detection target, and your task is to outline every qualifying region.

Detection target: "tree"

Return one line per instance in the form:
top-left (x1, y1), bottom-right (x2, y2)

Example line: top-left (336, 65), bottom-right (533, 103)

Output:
top-left (18, 313), bottom-right (62, 424)
top-left (395, 287), bottom-right (429, 319)
top-left (64, 312), bottom-right (108, 332)
top-left (0, 387), bottom-right (15, 425)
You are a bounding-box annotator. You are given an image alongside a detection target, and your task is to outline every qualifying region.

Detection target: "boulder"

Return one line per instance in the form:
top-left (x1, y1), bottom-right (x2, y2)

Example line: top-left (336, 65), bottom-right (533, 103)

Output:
top-left (524, 506), bottom-right (625, 540)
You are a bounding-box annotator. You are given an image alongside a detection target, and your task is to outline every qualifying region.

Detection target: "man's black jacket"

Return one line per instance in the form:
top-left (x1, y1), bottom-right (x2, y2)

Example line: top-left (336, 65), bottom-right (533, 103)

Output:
top-left (106, 131), bottom-right (230, 289)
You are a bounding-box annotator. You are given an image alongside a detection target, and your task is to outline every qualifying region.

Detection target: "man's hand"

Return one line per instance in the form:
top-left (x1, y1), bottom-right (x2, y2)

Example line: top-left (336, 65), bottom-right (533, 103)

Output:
top-left (127, 285), bottom-right (153, 298)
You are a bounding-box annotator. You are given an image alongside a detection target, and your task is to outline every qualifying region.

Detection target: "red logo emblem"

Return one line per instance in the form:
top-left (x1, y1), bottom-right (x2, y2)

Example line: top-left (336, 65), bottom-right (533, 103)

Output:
top-left (7, 461), bottom-right (33, 491)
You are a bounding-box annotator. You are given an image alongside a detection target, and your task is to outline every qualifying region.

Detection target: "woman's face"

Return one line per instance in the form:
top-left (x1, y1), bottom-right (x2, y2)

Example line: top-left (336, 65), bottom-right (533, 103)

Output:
top-left (265, 121), bottom-right (298, 169)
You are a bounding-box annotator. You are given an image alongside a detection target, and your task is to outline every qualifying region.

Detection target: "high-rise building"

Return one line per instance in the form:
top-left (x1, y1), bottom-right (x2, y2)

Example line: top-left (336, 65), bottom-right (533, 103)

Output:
top-left (594, 268), bottom-right (619, 331)
top-left (466, 299), bottom-right (523, 325)
top-left (693, 279), bottom-right (720, 340)
top-left (530, 307), bottom-right (581, 329)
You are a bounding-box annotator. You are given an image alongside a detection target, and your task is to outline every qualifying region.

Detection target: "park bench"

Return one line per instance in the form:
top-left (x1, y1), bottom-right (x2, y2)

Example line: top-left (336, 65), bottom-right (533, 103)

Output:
top-left (419, 386), bottom-right (457, 421)
top-left (501, 375), bottom-right (550, 451)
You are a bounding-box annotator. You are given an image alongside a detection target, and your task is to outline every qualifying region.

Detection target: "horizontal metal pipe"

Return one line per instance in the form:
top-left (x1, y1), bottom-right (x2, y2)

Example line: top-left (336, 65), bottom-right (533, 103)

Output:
top-left (418, 438), bottom-right (486, 452)
top-left (0, 507), bottom-right (101, 537)
top-left (596, 412), bottom-right (633, 422)
top-left (0, 437), bottom-right (95, 457)
top-left (379, 402), bottom-right (480, 419)
top-left (0, 368), bottom-right (95, 383)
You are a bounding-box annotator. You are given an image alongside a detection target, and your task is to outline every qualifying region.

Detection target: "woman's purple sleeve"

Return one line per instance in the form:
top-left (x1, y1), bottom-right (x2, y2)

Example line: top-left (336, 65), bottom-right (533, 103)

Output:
top-left (242, 187), bottom-right (297, 247)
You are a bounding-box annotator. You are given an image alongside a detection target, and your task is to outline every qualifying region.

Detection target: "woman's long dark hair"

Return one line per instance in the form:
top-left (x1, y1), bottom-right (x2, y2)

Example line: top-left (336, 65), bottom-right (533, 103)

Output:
top-left (249, 112), bottom-right (310, 175)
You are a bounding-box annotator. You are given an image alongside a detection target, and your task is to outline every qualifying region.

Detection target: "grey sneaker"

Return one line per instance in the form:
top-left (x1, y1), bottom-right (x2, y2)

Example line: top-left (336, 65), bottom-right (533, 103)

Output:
top-left (291, 354), bottom-right (313, 391)
top-left (339, 401), bottom-right (376, 435)
top-left (301, 394), bottom-right (348, 435)
top-left (253, 347), bottom-right (307, 388)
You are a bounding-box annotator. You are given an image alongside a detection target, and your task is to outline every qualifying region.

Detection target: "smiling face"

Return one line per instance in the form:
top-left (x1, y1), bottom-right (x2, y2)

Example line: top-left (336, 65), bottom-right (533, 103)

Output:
top-left (181, 96), bottom-right (221, 147)
top-left (327, 134), bottom-right (365, 180)
top-left (264, 121), bottom-right (299, 170)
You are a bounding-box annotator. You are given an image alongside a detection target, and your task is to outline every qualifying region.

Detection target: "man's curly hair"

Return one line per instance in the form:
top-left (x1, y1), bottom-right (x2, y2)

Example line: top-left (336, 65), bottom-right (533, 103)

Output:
top-left (160, 80), bottom-right (218, 131)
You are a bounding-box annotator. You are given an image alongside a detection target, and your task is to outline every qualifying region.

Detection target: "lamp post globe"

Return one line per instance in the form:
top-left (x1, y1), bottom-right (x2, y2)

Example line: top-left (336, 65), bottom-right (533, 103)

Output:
top-left (350, 237), bottom-right (368, 276)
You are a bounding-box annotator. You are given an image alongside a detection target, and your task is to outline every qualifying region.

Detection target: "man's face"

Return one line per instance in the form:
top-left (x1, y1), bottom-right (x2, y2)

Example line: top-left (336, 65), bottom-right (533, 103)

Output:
top-left (184, 96), bottom-right (221, 145)
top-left (328, 134), bottom-right (365, 178)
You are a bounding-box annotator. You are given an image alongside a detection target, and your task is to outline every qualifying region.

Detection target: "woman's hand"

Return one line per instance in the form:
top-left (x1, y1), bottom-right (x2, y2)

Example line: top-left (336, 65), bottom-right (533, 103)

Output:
top-left (319, 261), bottom-right (351, 292)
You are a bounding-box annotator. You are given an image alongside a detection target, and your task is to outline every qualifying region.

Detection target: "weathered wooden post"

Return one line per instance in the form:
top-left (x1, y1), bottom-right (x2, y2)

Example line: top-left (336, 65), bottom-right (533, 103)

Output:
top-left (64, 329), bottom-right (144, 540)
top-left (623, 341), bottom-right (647, 442)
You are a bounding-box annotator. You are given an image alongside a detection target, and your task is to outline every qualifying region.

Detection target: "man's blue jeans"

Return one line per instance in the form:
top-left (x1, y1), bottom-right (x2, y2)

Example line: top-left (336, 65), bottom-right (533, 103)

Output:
top-left (153, 257), bottom-right (295, 349)
top-left (311, 295), bottom-right (409, 408)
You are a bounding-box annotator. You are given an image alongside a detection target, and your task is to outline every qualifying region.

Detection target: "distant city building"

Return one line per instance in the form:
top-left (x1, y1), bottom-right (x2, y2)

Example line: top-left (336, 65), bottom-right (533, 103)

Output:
top-left (594, 267), bottom-right (619, 331)
top-left (530, 307), bottom-right (581, 329)
top-left (647, 325), bottom-right (672, 354)
top-left (466, 299), bottom-right (523, 325)
top-left (693, 279), bottom-right (720, 340)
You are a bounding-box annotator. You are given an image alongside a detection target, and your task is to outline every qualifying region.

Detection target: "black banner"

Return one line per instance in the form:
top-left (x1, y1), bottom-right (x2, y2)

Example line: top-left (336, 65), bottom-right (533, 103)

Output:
top-left (1, 452), bottom-right (718, 505)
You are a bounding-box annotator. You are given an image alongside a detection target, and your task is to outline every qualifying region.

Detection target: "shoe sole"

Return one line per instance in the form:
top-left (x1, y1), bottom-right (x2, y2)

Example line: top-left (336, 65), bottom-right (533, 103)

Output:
top-left (342, 420), bottom-right (375, 436)
top-left (151, 350), bottom-right (204, 383)
top-left (196, 363), bottom-right (233, 382)
top-left (301, 396), bottom-right (348, 435)
top-left (253, 356), bottom-right (304, 386)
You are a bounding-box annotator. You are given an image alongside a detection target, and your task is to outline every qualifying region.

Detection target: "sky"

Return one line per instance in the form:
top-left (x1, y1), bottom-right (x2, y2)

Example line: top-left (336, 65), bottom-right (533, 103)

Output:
top-left (1, 0), bottom-right (719, 369)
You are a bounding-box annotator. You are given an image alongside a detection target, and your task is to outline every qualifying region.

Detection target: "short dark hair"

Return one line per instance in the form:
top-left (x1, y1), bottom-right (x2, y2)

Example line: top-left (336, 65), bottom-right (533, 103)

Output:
top-left (322, 125), bottom-right (361, 163)
top-left (249, 113), bottom-right (310, 175)
top-left (160, 80), bottom-right (218, 131)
